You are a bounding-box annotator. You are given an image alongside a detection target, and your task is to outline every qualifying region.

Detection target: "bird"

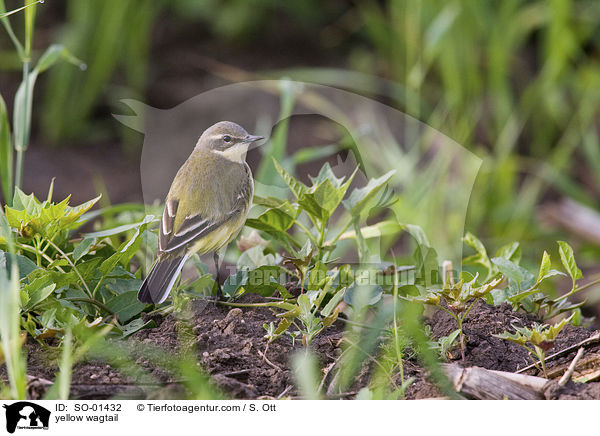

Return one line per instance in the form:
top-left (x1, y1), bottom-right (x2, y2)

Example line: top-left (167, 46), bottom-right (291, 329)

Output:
top-left (137, 121), bottom-right (263, 304)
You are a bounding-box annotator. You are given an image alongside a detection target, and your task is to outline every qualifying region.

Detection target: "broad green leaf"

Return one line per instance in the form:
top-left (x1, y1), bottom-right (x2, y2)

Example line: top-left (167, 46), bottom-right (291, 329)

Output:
top-left (222, 269), bottom-right (249, 297)
top-left (73, 237), bottom-right (96, 261)
top-left (462, 232), bottom-right (492, 274)
top-left (491, 257), bottom-right (529, 286)
top-left (244, 265), bottom-right (288, 297)
top-left (245, 201), bottom-right (299, 234)
top-left (5, 190), bottom-right (101, 240)
top-left (336, 220), bottom-right (405, 242)
top-left (299, 167), bottom-right (357, 222)
top-left (307, 262), bottom-right (327, 292)
top-left (83, 214), bottom-right (156, 239)
top-left (252, 195), bottom-right (289, 209)
top-left (407, 224), bottom-right (431, 247)
top-left (413, 243), bottom-right (440, 286)
top-left (536, 250), bottom-right (565, 284)
top-left (61, 195), bottom-right (102, 228)
top-left (297, 239), bottom-right (313, 260)
top-left (26, 265), bottom-right (80, 290)
top-left (495, 242), bottom-right (521, 264)
top-left (343, 283), bottom-right (383, 307)
top-left (11, 187), bottom-right (41, 215)
top-left (121, 319), bottom-right (156, 338)
top-left (104, 277), bottom-right (143, 295)
top-left (557, 241), bottom-right (582, 287)
top-left (99, 225), bottom-right (146, 275)
top-left (308, 162), bottom-right (346, 188)
top-left (343, 170), bottom-right (395, 216)
top-left (320, 287), bottom-right (346, 317)
top-left (23, 283), bottom-right (56, 310)
top-left (0, 251), bottom-right (38, 279)
top-left (236, 245), bottom-right (281, 270)
top-left (105, 291), bottom-right (145, 323)
top-left (273, 159), bottom-right (308, 200)
top-left (507, 288), bottom-right (542, 305)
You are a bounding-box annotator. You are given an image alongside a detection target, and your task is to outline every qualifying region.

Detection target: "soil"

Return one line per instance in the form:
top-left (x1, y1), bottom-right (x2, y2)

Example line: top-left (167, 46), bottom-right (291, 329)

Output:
top-left (4, 297), bottom-right (600, 400)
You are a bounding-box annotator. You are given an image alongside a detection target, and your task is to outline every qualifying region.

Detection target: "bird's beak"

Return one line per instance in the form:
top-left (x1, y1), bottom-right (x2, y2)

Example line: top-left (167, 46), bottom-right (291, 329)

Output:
top-left (244, 134), bottom-right (264, 144)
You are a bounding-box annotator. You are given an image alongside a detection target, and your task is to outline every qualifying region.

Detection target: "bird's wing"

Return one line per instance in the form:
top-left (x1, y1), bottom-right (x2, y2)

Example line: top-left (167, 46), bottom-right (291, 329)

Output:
top-left (158, 166), bottom-right (252, 255)
top-left (158, 199), bottom-right (237, 254)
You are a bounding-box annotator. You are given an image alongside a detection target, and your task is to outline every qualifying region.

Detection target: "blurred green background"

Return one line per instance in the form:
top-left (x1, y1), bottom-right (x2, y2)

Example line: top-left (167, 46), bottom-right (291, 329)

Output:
top-left (1, 0), bottom-right (599, 290)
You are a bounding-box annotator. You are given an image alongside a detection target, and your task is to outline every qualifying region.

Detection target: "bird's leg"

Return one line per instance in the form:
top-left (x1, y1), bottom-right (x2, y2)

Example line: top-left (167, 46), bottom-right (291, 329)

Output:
top-left (214, 251), bottom-right (222, 302)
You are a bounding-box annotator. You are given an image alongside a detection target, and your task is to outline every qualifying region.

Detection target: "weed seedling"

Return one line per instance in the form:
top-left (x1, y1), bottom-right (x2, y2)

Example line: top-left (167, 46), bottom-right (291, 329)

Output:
top-left (493, 316), bottom-right (572, 378)
top-left (407, 274), bottom-right (502, 362)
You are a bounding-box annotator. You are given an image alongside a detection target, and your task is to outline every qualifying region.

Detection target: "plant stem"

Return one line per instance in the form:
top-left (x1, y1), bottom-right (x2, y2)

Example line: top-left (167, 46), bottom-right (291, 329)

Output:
top-left (533, 346), bottom-right (547, 378)
top-left (16, 242), bottom-right (63, 270)
top-left (456, 316), bottom-right (466, 363)
top-left (392, 260), bottom-right (405, 394)
top-left (554, 275), bottom-right (600, 303)
top-left (45, 239), bottom-right (92, 298)
top-left (63, 297), bottom-right (116, 318)
top-left (293, 220), bottom-right (318, 244)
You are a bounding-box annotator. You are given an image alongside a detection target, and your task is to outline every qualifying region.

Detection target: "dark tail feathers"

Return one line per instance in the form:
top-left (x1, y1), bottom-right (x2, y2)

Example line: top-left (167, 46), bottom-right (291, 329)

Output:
top-left (138, 256), bottom-right (185, 304)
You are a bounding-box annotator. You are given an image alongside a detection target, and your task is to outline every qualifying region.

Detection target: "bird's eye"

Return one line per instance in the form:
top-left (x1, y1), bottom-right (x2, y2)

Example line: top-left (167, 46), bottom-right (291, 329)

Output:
top-left (223, 135), bottom-right (232, 143)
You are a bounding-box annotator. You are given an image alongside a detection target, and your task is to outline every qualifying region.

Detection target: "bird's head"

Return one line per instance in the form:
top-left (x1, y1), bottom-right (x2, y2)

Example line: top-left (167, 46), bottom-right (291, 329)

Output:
top-left (197, 121), bottom-right (263, 161)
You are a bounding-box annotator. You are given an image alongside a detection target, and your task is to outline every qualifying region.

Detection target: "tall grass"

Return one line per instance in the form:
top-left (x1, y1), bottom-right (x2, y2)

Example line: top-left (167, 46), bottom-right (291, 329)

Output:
top-left (0, 207), bottom-right (26, 399)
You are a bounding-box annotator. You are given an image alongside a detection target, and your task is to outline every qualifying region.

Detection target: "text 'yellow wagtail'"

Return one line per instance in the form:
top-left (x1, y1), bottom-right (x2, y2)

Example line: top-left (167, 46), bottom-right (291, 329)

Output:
top-left (138, 121), bottom-right (263, 304)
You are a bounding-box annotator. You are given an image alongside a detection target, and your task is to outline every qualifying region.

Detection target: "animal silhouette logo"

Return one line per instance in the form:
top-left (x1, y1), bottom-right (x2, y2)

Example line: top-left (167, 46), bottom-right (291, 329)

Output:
top-left (2, 402), bottom-right (51, 433)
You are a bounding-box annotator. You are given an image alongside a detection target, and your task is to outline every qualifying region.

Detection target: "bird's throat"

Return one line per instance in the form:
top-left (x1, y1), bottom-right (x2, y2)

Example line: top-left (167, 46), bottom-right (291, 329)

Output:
top-left (213, 143), bottom-right (249, 162)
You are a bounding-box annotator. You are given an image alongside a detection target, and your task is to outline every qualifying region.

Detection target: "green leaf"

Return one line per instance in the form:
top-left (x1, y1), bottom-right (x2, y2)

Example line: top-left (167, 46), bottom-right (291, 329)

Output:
top-left (308, 162), bottom-right (346, 188)
top-left (320, 287), bottom-right (346, 317)
top-left (343, 283), bottom-right (383, 307)
top-left (407, 224), bottom-right (431, 247)
top-left (307, 262), bottom-right (327, 292)
top-left (83, 214), bottom-right (157, 239)
top-left (99, 219), bottom-right (152, 276)
top-left (273, 159), bottom-right (308, 200)
top-left (61, 195), bottom-right (102, 228)
top-left (243, 265), bottom-right (288, 297)
top-left (462, 232), bottom-right (492, 274)
top-left (236, 245), bottom-right (281, 270)
top-left (11, 187), bottom-right (40, 215)
top-left (0, 251), bottom-right (39, 279)
top-left (298, 166), bottom-right (357, 222)
top-left (557, 241), bottom-right (582, 288)
top-left (0, 93), bottom-right (12, 204)
top-left (13, 69), bottom-right (39, 152)
top-left (343, 170), bottom-right (395, 216)
top-left (35, 44), bottom-right (85, 74)
top-left (536, 250), bottom-right (565, 284)
top-left (245, 201), bottom-right (299, 233)
top-left (495, 242), bottom-right (521, 264)
top-left (104, 277), bottom-right (143, 295)
top-left (121, 318), bottom-right (156, 338)
top-left (13, 44), bottom-right (84, 154)
top-left (73, 238), bottom-right (96, 261)
top-left (106, 291), bottom-right (146, 323)
top-left (222, 269), bottom-right (249, 297)
top-left (491, 257), bottom-right (529, 286)
top-left (335, 220), bottom-right (405, 242)
top-left (23, 283), bottom-right (56, 310)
